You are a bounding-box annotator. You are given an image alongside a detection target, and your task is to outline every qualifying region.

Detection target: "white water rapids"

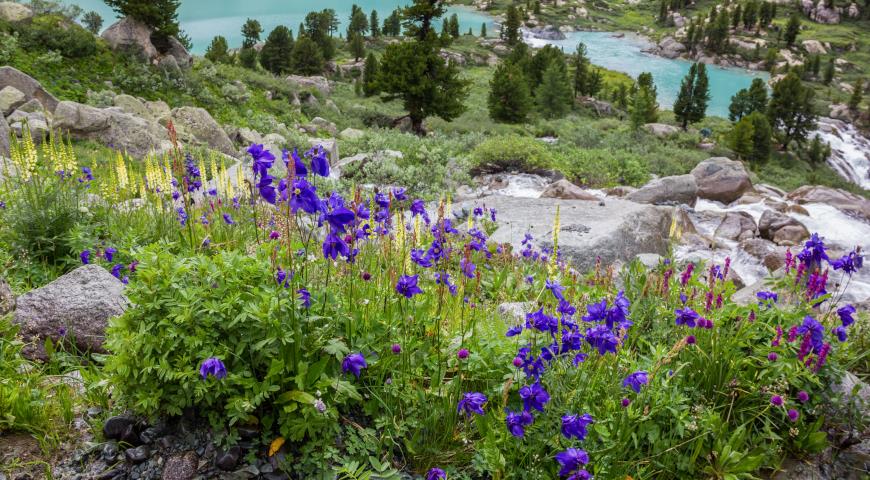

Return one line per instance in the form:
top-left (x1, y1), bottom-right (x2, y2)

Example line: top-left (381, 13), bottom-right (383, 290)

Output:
top-left (813, 118), bottom-right (870, 190)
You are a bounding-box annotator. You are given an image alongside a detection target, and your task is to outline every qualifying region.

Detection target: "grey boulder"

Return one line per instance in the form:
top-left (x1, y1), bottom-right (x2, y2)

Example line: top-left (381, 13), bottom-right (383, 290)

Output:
top-left (0, 85), bottom-right (27, 116)
top-left (0, 277), bottom-right (14, 316)
top-left (691, 157), bottom-right (753, 204)
top-left (758, 210), bottom-right (810, 246)
top-left (714, 211), bottom-right (757, 241)
top-left (541, 179), bottom-right (600, 201)
top-left (13, 265), bottom-right (128, 360)
top-left (53, 101), bottom-right (171, 157)
top-left (0, 66), bottom-right (59, 112)
top-left (171, 107), bottom-right (235, 156)
top-left (627, 174), bottom-right (698, 206)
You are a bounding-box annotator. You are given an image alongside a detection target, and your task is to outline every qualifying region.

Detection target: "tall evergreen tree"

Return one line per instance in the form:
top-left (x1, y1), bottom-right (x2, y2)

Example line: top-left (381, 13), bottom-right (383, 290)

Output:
top-left (572, 42), bottom-right (590, 97)
top-left (732, 4), bottom-right (742, 28)
top-left (706, 11), bottom-right (730, 54)
top-left (823, 58), bottom-right (835, 85)
top-left (305, 11), bottom-right (335, 60)
top-left (370, 10), bottom-right (380, 37)
top-left (729, 78), bottom-right (768, 121)
top-left (241, 18), bottom-right (263, 48)
top-left (503, 5), bottom-right (522, 46)
top-left (535, 64), bottom-right (573, 119)
top-left (529, 45), bottom-right (566, 90)
top-left (747, 111), bottom-right (772, 163)
top-left (481, 22), bottom-right (487, 37)
top-left (449, 13), bottom-right (460, 38)
top-left (742, 1), bottom-right (758, 29)
top-left (291, 36), bottom-right (324, 75)
top-left (260, 26), bottom-right (294, 75)
top-left (82, 11), bottom-right (103, 34)
top-left (767, 72), bottom-right (817, 147)
top-left (630, 73), bottom-right (659, 129)
top-left (784, 13), bottom-right (800, 47)
top-left (349, 33), bottom-right (365, 62)
top-left (363, 52), bottom-right (380, 96)
top-left (849, 79), bottom-right (864, 110)
top-left (488, 62), bottom-right (533, 123)
top-left (658, 0), bottom-right (669, 24)
top-left (205, 36), bottom-right (230, 64)
top-left (673, 63), bottom-right (711, 130)
top-left (348, 4), bottom-right (369, 38)
top-left (378, 0), bottom-right (470, 134)
top-left (728, 115), bottom-right (755, 160)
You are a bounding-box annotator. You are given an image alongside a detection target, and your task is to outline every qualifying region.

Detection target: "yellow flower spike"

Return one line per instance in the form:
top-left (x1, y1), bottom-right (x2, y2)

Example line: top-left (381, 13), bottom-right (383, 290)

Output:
top-left (209, 152), bottom-right (219, 184)
top-left (549, 205), bottom-right (561, 275)
top-left (268, 437), bottom-right (285, 457)
top-left (198, 155), bottom-right (208, 184)
top-left (414, 216), bottom-right (421, 247)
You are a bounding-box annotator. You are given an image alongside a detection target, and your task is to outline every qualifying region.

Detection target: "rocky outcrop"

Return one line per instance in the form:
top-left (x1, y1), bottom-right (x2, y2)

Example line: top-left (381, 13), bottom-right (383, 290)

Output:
top-left (714, 211), bottom-right (757, 241)
top-left (787, 185), bottom-right (870, 222)
top-left (656, 36), bottom-right (686, 59)
top-left (627, 174), bottom-right (698, 206)
top-left (802, 40), bottom-right (827, 55)
top-left (101, 17), bottom-right (192, 67)
top-left (526, 25), bottom-right (566, 40)
top-left (644, 123), bottom-right (680, 137)
top-left (53, 100), bottom-right (172, 157)
top-left (0, 66), bottom-right (59, 112)
top-left (171, 107), bottom-right (235, 156)
top-left (13, 265), bottom-right (128, 361)
top-left (482, 196), bottom-right (672, 273)
top-left (0, 277), bottom-right (13, 316)
top-left (691, 157), bottom-right (753, 204)
top-left (0, 112), bottom-right (9, 157)
top-left (541, 179), bottom-right (600, 201)
top-left (758, 209), bottom-right (810, 246)
top-left (286, 75), bottom-right (331, 95)
top-left (0, 1), bottom-right (33, 22)
top-left (339, 128), bottom-right (365, 140)
top-left (0, 85), bottom-right (26, 116)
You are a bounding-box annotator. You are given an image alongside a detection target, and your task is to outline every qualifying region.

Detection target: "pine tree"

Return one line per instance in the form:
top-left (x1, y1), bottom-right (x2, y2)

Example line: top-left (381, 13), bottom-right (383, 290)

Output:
top-left (706, 11), bottom-right (730, 54)
top-left (630, 84), bottom-right (659, 129)
top-left (370, 10), bottom-right (380, 37)
top-left (784, 13), bottom-right (800, 47)
top-left (82, 11), bottom-right (103, 34)
top-left (305, 11), bottom-right (336, 60)
top-left (806, 135), bottom-right (831, 164)
top-left (659, 0), bottom-right (669, 24)
top-left (823, 58), bottom-right (835, 85)
top-left (205, 36), bottom-right (230, 64)
top-left (530, 45), bottom-right (566, 90)
top-left (481, 22), bottom-right (487, 37)
top-left (347, 5), bottom-right (369, 38)
top-left (743, 1), bottom-right (758, 29)
top-left (535, 64), bottom-right (573, 119)
top-left (767, 72), bottom-right (817, 147)
top-left (349, 33), bottom-right (365, 61)
top-left (729, 78), bottom-right (769, 121)
top-left (449, 13), bottom-right (460, 38)
top-left (572, 42), bottom-right (590, 97)
top-left (849, 79), bottom-right (864, 110)
top-left (747, 111), bottom-right (772, 162)
top-left (378, 0), bottom-right (470, 134)
top-left (503, 5), bottom-right (522, 46)
top-left (732, 4), bottom-right (742, 28)
top-left (488, 62), bottom-right (533, 123)
top-left (241, 18), bottom-right (263, 48)
top-left (728, 115), bottom-right (755, 160)
top-left (363, 52), bottom-right (380, 96)
top-left (104, 0), bottom-right (180, 40)
top-left (291, 36), bottom-right (324, 75)
top-left (673, 63), bottom-right (710, 130)
top-left (612, 83), bottom-right (629, 110)
top-left (260, 26), bottom-right (294, 75)
top-left (587, 69), bottom-right (604, 97)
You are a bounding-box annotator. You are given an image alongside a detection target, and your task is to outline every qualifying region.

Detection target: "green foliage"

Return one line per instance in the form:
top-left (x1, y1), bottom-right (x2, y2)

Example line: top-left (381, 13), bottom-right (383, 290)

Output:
top-left (767, 72), bottom-right (817, 147)
top-left (630, 82), bottom-right (659, 129)
top-left (204, 36), bottom-right (231, 64)
top-left (729, 78), bottom-right (769, 122)
top-left (104, 0), bottom-right (181, 39)
top-left (347, 4), bottom-right (369, 38)
top-left (238, 47), bottom-right (258, 70)
top-left (349, 33), bottom-right (365, 62)
top-left (291, 36), bottom-right (324, 75)
top-left (502, 5), bottom-right (521, 46)
top-left (471, 135), bottom-right (553, 173)
top-left (488, 62), bottom-right (533, 123)
top-left (805, 135), bottom-right (832, 165)
top-left (784, 12), bottom-right (801, 47)
top-left (673, 62), bottom-right (711, 130)
top-left (369, 10), bottom-right (380, 37)
top-left (81, 11), bottom-right (103, 34)
top-left (529, 45), bottom-right (566, 90)
top-left (241, 18), bottom-right (263, 48)
top-left (535, 63), bottom-right (573, 119)
top-left (18, 14), bottom-right (97, 58)
top-left (260, 26), bottom-right (294, 75)
top-left (362, 52), bottom-right (380, 97)
top-left (304, 10), bottom-right (336, 61)
top-left (848, 79), bottom-right (863, 110)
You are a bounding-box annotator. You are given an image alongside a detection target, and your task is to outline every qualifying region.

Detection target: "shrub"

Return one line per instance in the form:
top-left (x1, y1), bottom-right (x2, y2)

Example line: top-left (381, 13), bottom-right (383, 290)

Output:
top-left (471, 135), bottom-right (554, 173)
top-left (18, 15), bottom-right (98, 58)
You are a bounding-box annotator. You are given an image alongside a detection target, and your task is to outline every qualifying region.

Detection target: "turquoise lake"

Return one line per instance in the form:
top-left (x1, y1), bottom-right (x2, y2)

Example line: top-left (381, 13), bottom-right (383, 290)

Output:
top-left (61, 1), bottom-right (766, 117)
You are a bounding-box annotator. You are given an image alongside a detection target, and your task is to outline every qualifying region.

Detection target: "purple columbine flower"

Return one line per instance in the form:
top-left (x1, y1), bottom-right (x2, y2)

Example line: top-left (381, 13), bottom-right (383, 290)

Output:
top-left (396, 275), bottom-right (423, 298)
top-left (322, 232), bottom-right (350, 260)
top-left (298, 288), bottom-right (311, 308)
top-left (582, 299), bottom-right (607, 323)
top-left (200, 357), bottom-right (227, 380)
top-left (426, 468), bottom-right (446, 480)
top-left (460, 258), bottom-right (476, 279)
top-left (283, 148), bottom-right (307, 177)
top-left (770, 395), bottom-right (784, 406)
top-left (831, 250), bottom-right (862, 275)
top-left (554, 448), bottom-right (589, 478)
top-left (248, 144), bottom-right (276, 177)
top-left (457, 392), bottom-right (487, 417)
top-left (342, 353), bottom-right (367, 378)
top-left (308, 145), bottom-right (330, 177)
top-left (104, 247), bottom-right (117, 262)
top-left (505, 409), bottom-right (534, 438)
top-left (519, 381), bottom-right (550, 412)
top-left (833, 325), bottom-right (848, 342)
top-left (80, 250), bottom-right (91, 265)
top-left (622, 371), bottom-right (649, 393)
top-left (561, 413), bottom-right (594, 441)
top-left (223, 213), bottom-right (235, 225)
top-left (837, 305), bottom-right (856, 327)
top-left (111, 263), bottom-right (125, 279)
top-left (585, 325), bottom-right (619, 355)
top-left (545, 279), bottom-right (566, 301)
top-left (756, 291), bottom-right (778, 304)
top-left (675, 307), bottom-right (700, 328)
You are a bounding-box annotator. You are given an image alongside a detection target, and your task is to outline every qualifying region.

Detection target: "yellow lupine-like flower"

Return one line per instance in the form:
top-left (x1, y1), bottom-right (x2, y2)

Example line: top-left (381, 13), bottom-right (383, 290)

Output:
top-left (115, 152), bottom-right (129, 190)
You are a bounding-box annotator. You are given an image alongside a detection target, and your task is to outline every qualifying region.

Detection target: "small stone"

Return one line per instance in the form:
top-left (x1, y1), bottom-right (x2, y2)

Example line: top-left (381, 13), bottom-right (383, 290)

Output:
top-left (86, 407), bottom-right (103, 418)
top-left (125, 445), bottom-right (150, 464)
top-left (139, 426), bottom-right (162, 445)
top-left (263, 473), bottom-right (289, 480)
top-left (161, 451), bottom-right (198, 480)
top-left (121, 423), bottom-right (141, 446)
top-left (102, 442), bottom-right (119, 462)
top-left (215, 446), bottom-right (241, 471)
top-left (236, 426), bottom-right (258, 439)
top-left (259, 463), bottom-right (274, 474)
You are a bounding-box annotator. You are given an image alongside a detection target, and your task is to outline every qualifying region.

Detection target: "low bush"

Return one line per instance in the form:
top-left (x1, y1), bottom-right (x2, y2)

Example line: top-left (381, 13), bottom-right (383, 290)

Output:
top-left (471, 134), bottom-right (554, 174)
top-left (17, 14), bottom-right (97, 59)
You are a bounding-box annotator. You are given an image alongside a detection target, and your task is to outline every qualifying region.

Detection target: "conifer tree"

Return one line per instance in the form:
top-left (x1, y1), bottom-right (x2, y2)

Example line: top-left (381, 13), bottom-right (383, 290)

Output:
top-left (481, 22), bottom-right (487, 37)
top-left (305, 11), bottom-right (335, 60)
top-left (674, 63), bottom-right (711, 130)
top-left (747, 111), bottom-right (772, 162)
top-left (729, 78), bottom-right (768, 121)
top-left (849, 79), bottom-right (863, 110)
top-left (822, 58), bottom-right (835, 85)
top-left (535, 64), bottom-right (573, 119)
top-left (347, 4), bottom-right (369, 38)
top-left (205, 36), bottom-right (230, 64)
top-left (630, 73), bottom-right (659, 129)
top-left (83, 11), bottom-right (103, 34)
top-left (503, 5), bottom-right (522, 46)
top-left (291, 36), bottom-right (324, 75)
top-left (728, 115), bottom-right (755, 160)
top-left (363, 52), bottom-right (380, 96)
top-left (104, 0), bottom-right (180, 40)
top-left (767, 72), bottom-right (817, 147)
top-left (488, 62), bottom-right (533, 123)
top-left (572, 42), bottom-right (590, 97)
top-left (784, 13), bottom-right (800, 47)
top-left (260, 26), bottom-right (294, 75)
top-left (349, 33), bottom-right (365, 61)
top-left (370, 11), bottom-right (380, 37)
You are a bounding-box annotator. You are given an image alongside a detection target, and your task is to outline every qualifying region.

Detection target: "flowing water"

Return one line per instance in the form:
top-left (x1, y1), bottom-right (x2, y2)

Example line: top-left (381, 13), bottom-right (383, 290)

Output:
top-left (813, 118), bottom-right (870, 190)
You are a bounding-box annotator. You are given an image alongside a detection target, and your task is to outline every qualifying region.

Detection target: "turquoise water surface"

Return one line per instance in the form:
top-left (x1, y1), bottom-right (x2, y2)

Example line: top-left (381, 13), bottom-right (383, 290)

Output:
top-left (61, 1), bottom-right (766, 118)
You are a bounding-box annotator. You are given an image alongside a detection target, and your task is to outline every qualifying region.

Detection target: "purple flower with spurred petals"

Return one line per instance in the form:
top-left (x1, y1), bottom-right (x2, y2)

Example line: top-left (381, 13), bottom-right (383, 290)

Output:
top-left (307, 146), bottom-right (330, 177)
top-left (80, 250), bottom-right (91, 265)
top-left (582, 299), bottom-right (607, 323)
top-left (545, 279), bottom-right (566, 301)
top-left (322, 233), bottom-right (350, 260)
top-left (391, 187), bottom-right (408, 202)
top-left (675, 307), bottom-right (700, 328)
top-left (505, 409), bottom-right (534, 438)
top-left (561, 413), bottom-right (594, 441)
top-left (460, 258), bottom-right (476, 278)
top-left (519, 381), bottom-right (550, 412)
top-left (283, 148), bottom-right (307, 177)
top-left (111, 263), bottom-right (125, 279)
top-left (297, 288), bottom-right (311, 308)
top-left (554, 448), bottom-right (589, 478)
top-left (426, 468), bottom-right (446, 480)
top-left (833, 325), bottom-right (847, 342)
top-left (457, 392), bottom-right (487, 417)
top-left (104, 247), bottom-right (117, 262)
top-left (838, 304), bottom-right (856, 327)
top-left (248, 144), bottom-right (275, 177)
top-left (622, 371), bottom-right (648, 393)
top-left (200, 357), bottom-right (227, 380)
top-left (831, 250), bottom-right (862, 275)
top-left (223, 213), bottom-right (235, 225)
top-left (585, 324), bottom-right (619, 355)
top-left (341, 353), bottom-right (367, 378)
top-left (756, 291), bottom-right (778, 304)
top-left (396, 274), bottom-right (423, 298)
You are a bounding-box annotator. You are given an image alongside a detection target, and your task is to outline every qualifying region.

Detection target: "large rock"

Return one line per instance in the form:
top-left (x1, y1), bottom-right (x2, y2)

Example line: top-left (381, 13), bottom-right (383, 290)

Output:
top-left (802, 40), bottom-right (827, 55)
top-left (53, 100), bottom-right (171, 157)
top-left (145, 100), bottom-right (172, 126)
top-left (13, 265), bottom-right (128, 360)
top-left (0, 66), bottom-right (59, 112)
top-left (691, 157), bottom-right (753, 204)
top-left (0, 85), bottom-right (26, 116)
top-left (714, 211), bottom-right (757, 241)
top-left (481, 196), bottom-right (672, 273)
top-left (171, 107), bottom-right (235, 156)
top-left (113, 94), bottom-right (151, 120)
top-left (101, 17), bottom-right (159, 60)
top-left (787, 185), bottom-right (870, 222)
top-left (758, 209), bottom-right (810, 246)
top-left (740, 238), bottom-right (787, 272)
top-left (0, 2), bottom-right (33, 22)
top-left (541, 179), bottom-right (600, 201)
top-left (339, 128), bottom-right (365, 140)
top-left (0, 277), bottom-right (13, 315)
top-left (166, 37), bottom-right (193, 68)
top-left (644, 123), bottom-right (680, 137)
top-left (286, 75), bottom-right (331, 95)
top-left (657, 36), bottom-right (686, 59)
top-left (0, 111), bottom-right (9, 157)
top-left (627, 174), bottom-right (698, 206)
